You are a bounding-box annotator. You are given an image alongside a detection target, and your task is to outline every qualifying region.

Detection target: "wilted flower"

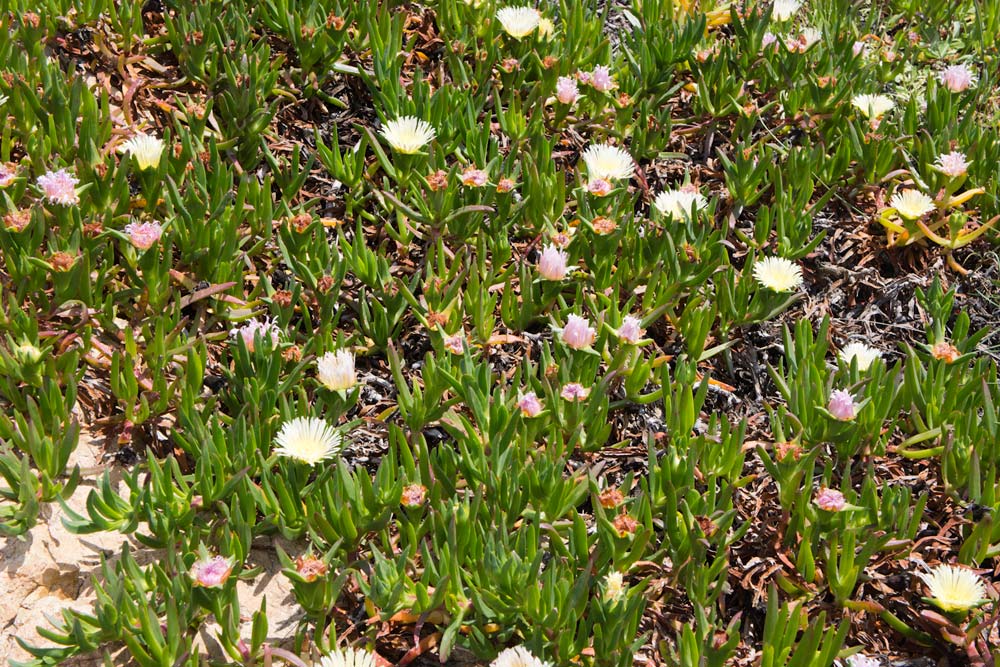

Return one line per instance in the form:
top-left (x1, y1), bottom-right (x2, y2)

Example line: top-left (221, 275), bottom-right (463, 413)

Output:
top-left (591, 216), bottom-right (617, 235)
top-left (317, 647), bottom-right (379, 667)
top-left (561, 314), bottom-right (596, 349)
top-left (124, 221), bottom-right (163, 250)
top-left (426, 169), bottom-right (449, 191)
top-left (555, 76), bottom-right (579, 104)
top-left (190, 554), bottom-right (235, 588)
top-left (939, 64), bottom-right (976, 93)
top-left (496, 177), bottom-right (516, 192)
top-left (461, 166), bottom-right (488, 187)
top-left (603, 571), bottom-right (627, 602)
top-left (815, 488), bottom-right (846, 511)
top-left (931, 341), bottom-right (960, 363)
top-left (794, 27), bottom-right (822, 51)
top-left (561, 382), bottom-right (590, 401)
top-left (0, 163), bottom-right (15, 187)
top-left (274, 416), bottom-right (343, 464)
top-left (444, 332), bottom-right (465, 355)
top-left (581, 143), bottom-right (634, 184)
top-left (317, 349), bottom-right (357, 392)
top-left (934, 151), bottom-right (969, 178)
top-left (401, 483), bottom-right (428, 508)
top-left (917, 564), bottom-right (988, 613)
top-left (839, 342), bottom-right (881, 370)
top-left (612, 513), bottom-right (638, 537)
top-left (771, 0), bottom-right (801, 21)
top-left (536, 17), bottom-right (554, 39)
top-left (590, 65), bottom-right (615, 92)
top-left (490, 646), bottom-right (552, 667)
top-left (618, 316), bottom-right (644, 344)
top-left (851, 94), bottom-right (894, 121)
top-left (230, 317), bottom-right (281, 352)
top-left (890, 189), bottom-right (935, 220)
top-left (495, 6), bottom-right (541, 39)
top-left (598, 487), bottom-right (624, 508)
top-left (295, 553), bottom-right (329, 582)
top-left (517, 391), bottom-right (543, 417)
top-left (119, 132), bottom-right (165, 171)
top-left (381, 116), bottom-right (436, 154)
top-left (587, 178), bottom-right (614, 197)
top-left (653, 188), bottom-right (708, 219)
top-left (49, 251), bottom-right (77, 272)
top-left (537, 245), bottom-right (568, 280)
top-left (37, 168), bottom-right (80, 206)
top-left (753, 256), bottom-right (803, 292)
top-left (828, 389), bottom-right (857, 420)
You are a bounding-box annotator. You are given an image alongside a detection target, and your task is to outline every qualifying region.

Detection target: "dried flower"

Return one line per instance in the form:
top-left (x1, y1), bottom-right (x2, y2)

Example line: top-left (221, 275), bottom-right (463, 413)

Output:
top-left (612, 513), bottom-right (638, 537)
top-left (617, 316), bottom-right (644, 344)
top-left (602, 571), bottom-right (627, 602)
top-left (444, 332), bottom-right (465, 355)
top-left (591, 216), bottom-right (617, 235)
top-left (517, 392), bottom-right (543, 417)
top-left (653, 188), bottom-right (708, 220)
top-left (0, 163), bottom-right (15, 187)
top-left (560, 382), bottom-right (590, 401)
top-left (461, 166), bottom-right (488, 187)
top-left (317, 647), bottom-right (379, 667)
top-left (839, 342), bottom-right (881, 371)
top-left (851, 94), bottom-right (894, 121)
top-left (890, 189), bottom-right (935, 220)
top-left (917, 564), bottom-right (988, 613)
top-left (230, 317), bottom-right (281, 352)
top-left (537, 245), bottom-right (568, 280)
top-left (295, 554), bottom-right (328, 582)
top-left (426, 169), bottom-right (449, 191)
top-left (49, 251), bottom-right (77, 272)
top-left (934, 151), bottom-right (969, 178)
top-left (561, 314), bottom-right (596, 349)
top-left (598, 487), bottom-right (624, 508)
top-left (401, 483), bottom-right (428, 508)
top-left (273, 416), bottom-right (343, 465)
top-left (939, 64), bottom-right (976, 93)
top-left (581, 143), bottom-right (634, 184)
top-left (317, 349), bottom-right (357, 392)
top-left (124, 221), bottom-right (163, 250)
top-left (495, 6), bottom-right (541, 39)
top-left (119, 133), bottom-right (166, 171)
top-left (496, 177), bottom-right (515, 193)
top-left (190, 554), bottom-right (235, 588)
top-left (4, 209), bottom-right (31, 232)
top-left (771, 0), bottom-right (801, 21)
top-left (556, 76), bottom-right (579, 104)
top-left (753, 256), bottom-right (803, 292)
top-left (490, 646), bottom-right (552, 667)
top-left (931, 341), bottom-right (960, 363)
top-left (381, 116), bottom-right (436, 154)
top-left (828, 389), bottom-right (857, 421)
top-left (37, 168), bottom-right (80, 206)
top-left (815, 488), bottom-right (846, 512)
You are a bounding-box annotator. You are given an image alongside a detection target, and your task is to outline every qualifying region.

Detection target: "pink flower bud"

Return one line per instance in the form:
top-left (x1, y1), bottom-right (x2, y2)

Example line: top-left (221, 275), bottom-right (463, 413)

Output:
top-left (556, 76), bottom-right (579, 104)
top-left (517, 391), bottom-right (543, 417)
top-left (124, 221), bottom-right (163, 250)
top-left (560, 382), bottom-right (590, 401)
top-left (561, 314), bottom-right (595, 350)
top-left (815, 488), bottom-right (846, 512)
top-left (827, 389), bottom-right (856, 420)
top-left (537, 244), bottom-right (568, 280)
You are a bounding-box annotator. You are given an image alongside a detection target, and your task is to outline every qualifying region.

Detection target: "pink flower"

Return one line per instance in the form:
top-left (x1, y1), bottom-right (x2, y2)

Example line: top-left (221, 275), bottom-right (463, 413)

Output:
top-left (537, 244), bottom-right (568, 280)
top-left (828, 389), bottom-right (857, 421)
top-left (37, 168), bottom-right (80, 206)
top-left (124, 221), bottom-right (162, 250)
top-left (561, 383), bottom-right (590, 401)
top-left (556, 76), bottom-right (579, 104)
top-left (935, 151), bottom-right (969, 178)
top-left (576, 70), bottom-right (593, 86)
top-left (518, 392), bottom-right (543, 417)
top-left (852, 40), bottom-right (866, 57)
top-left (617, 316), bottom-right (644, 344)
top-left (444, 333), bottom-right (465, 354)
top-left (0, 163), bottom-right (15, 188)
top-left (461, 166), bottom-right (488, 187)
top-left (939, 64), bottom-right (975, 93)
top-left (846, 655), bottom-right (880, 667)
top-left (561, 314), bottom-right (595, 350)
top-left (587, 178), bottom-right (613, 197)
top-left (815, 488), bottom-right (846, 512)
top-left (590, 65), bottom-right (615, 92)
top-left (230, 317), bottom-right (281, 352)
top-left (190, 555), bottom-right (235, 588)
top-left (762, 32), bottom-right (777, 49)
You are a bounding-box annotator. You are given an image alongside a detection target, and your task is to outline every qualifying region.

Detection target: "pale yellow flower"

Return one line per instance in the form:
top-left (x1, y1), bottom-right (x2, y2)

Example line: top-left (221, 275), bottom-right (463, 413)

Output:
top-left (753, 256), bottom-right (803, 292)
top-left (852, 94), bottom-right (894, 119)
top-left (890, 190), bottom-right (935, 220)
top-left (581, 143), bottom-right (634, 183)
top-left (495, 6), bottom-right (541, 39)
top-left (918, 564), bottom-right (988, 613)
top-left (119, 133), bottom-right (165, 171)
top-left (380, 116), bottom-right (436, 154)
top-left (317, 349), bottom-right (357, 392)
top-left (274, 417), bottom-right (343, 465)
top-left (316, 648), bottom-right (378, 667)
top-left (838, 342), bottom-right (881, 371)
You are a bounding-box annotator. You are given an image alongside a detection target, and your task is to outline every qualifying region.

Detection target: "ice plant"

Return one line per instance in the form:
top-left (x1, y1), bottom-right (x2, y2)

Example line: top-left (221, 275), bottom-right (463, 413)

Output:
top-left (537, 17), bottom-right (554, 39)
top-left (939, 64), bottom-right (976, 93)
top-left (839, 342), bottom-right (881, 370)
top-left (815, 488), bottom-right (846, 511)
top-left (917, 564), bottom-right (988, 613)
top-left (0, 163), bottom-right (15, 187)
top-left (851, 94), bottom-right (894, 121)
top-left (317, 647), bottom-right (379, 667)
top-left (119, 132), bottom-right (165, 171)
top-left (537, 245), bottom-right (568, 280)
top-left (581, 143), bottom-right (634, 186)
top-left (495, 6), bottom-right (541, 39)
top-left (124, 221), bottom-right (163, 251)
top-left (828, 389), bottom-right (857, 420)
top-left (273, 416), bottom-right (343, 464)
top-left (400, 484), bottom-right (428, 508)
top-left (934, 151), bottom-right (969, 179)
top-left (770, 0), bottom-right (801, 21)
top-left (889, 190), bottom-right (935, 220)
top-left (555, 76), bottom-right (578, 104)
top-left (617, 316), bottom-right (644, 344)
top-left (444, 332), bottom-right (465, 354)
top-left (561, 314), bottom-right (596, 349)
top-left (230, 317), bottom-right (281, 352)
top-left (590, 65), bottom-right (615, 92)
top-left (753, 256), bottom-right (803, 292)
top-left (561, 383), bottom-right (590, 401)
top-left (461, 166), bottom-right (488, 187)
top-left (380, 116), bottom-right (436, 154)
top-left (653, 188), bottom-right (708, 219)
top-left (317, 349), bottom-right (357, 392)
top-left (490, 646), bottom-right (552, 667)
top-left (517, 392), bottom-right (543, 417)
top-left (37, 168), bottom-right (80, 206)
top-left (603, 571), bottom-right (627, 602)
top-left (190, 555), bottom-right (235, 588)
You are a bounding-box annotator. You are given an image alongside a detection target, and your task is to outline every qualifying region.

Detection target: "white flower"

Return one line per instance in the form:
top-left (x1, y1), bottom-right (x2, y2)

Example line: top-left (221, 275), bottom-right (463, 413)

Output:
top-left (771, 0), bottom-right (801, 21)
top-left (653, 188), bottom-right (708, 219)
top-left (603, 571), bottom-right (627, 601)
top-left (490, 646), bottom-right (552, 667)
top-left (917, 563), bottom-right (988, 613)
top-left (845, 655), bottom-right (881, 667)
top-left (317, 349), bottom-right (357, 392)
top-left (753, 256), bottom-right (803, 292)
top-left (0, 94), bottom-right (7, 107)
top-left (617, 316), bottom-right (644, 344)
top-left (839, 342), bottom-right (881, 371)
top-left (274, 417), bottom-right (343, 465)
top-left (851, 94), bottom-right (894, 120)
top-left (890, 190), bottom-right (935, 220)
top-left (939, 64), bottom-right (976, 93)
top-left (934, 151), bottom-right (969, 178)
top-left (581, 143), bottom-right (634, 184)
top-left (317, 647), bottom-right (378, 667)
top-left (495, 6), bottom-right (541, 39)
top-left (119, 133), bottom-right (165, 171)
top-left (537, 244), bottom-right (568, 280)
top-left (797, 27), bottom-right (822, 50)
top-left (380, 116), bottom-right (436, 154)
top-left (37, 168), bottom-right (80, 206)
